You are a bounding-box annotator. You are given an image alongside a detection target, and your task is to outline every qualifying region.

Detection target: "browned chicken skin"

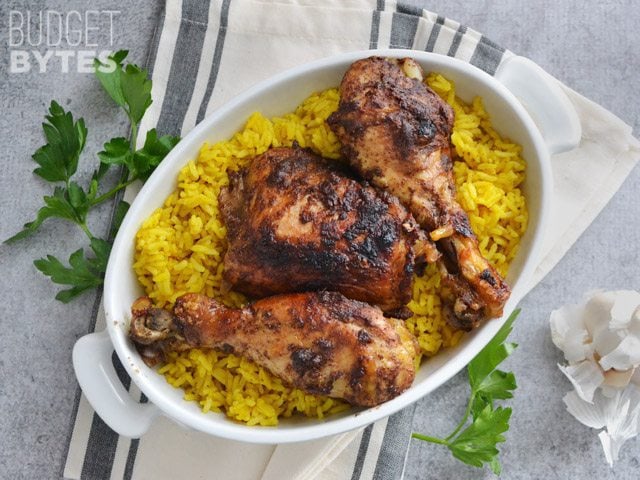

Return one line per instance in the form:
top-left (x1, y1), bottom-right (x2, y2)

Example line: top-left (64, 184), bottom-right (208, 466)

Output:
top-left (328, 57), bottom-right (511, 330)
top-left (219, 146), bottom-right (437, 314)
top-left (129, 292), bottom-right (418, 407)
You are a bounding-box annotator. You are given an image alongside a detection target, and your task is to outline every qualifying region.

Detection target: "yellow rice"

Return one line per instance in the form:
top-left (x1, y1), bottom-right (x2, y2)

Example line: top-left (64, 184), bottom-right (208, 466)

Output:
top-left (133, 74), bottom-right (528, 426)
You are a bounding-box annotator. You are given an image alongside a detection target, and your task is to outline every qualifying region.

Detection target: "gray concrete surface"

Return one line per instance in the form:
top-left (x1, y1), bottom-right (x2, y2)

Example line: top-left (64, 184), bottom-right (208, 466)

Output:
top-left (0, 1), bottom-right (638, 479)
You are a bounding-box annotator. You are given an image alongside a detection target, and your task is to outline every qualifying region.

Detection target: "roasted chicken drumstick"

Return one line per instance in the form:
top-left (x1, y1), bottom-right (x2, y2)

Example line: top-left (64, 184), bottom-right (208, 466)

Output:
top-left (219, 146), bottom-right (437, 314)
top-left (328, 57), bottom-right (510, 330)
top-left (129, 292), bottom-right (419, 407)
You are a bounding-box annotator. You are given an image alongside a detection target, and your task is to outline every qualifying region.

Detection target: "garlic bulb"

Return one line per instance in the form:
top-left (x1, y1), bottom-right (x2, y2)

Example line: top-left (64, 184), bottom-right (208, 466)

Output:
top-left (550, 290), bottom-right (640, 466)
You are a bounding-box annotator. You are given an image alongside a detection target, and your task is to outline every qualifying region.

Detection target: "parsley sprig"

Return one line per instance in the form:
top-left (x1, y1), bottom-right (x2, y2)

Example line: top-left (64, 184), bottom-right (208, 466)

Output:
top-left (4, 51), bottom-right (179, 303)
top-left (413, 309), bottom-right (519, 475)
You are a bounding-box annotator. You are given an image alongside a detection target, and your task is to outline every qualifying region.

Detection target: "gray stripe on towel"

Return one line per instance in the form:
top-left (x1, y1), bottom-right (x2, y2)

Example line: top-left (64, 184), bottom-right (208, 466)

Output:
top-left (81, 415), bottom-right (121, 479)
top-left (196, 0), bottom-right (232, 124)
top-left (372, 404), bottom-right (417, 480)
top-left (424, 15), bottom-right (445, 52)
top-left (123, 439), bottom-right (140, 480)
top-left (351, 424), bottom-right (374, 480)
top-left (390, 11), bottom-right (419, 49)
top-left (144, 11), bottom-right (166, 81)
top-left (447, 24), bottom-right (468, 57)
top-left (369, 0), bottom-right (385, 49)
top-left (123, 394), bottom-right (147, 480)
top-left (396, 2), bottom-right (423, 17)
top-left (470, 35), bottom-right (506, 75)
top-left (156, 0), bottom-right (213, 137)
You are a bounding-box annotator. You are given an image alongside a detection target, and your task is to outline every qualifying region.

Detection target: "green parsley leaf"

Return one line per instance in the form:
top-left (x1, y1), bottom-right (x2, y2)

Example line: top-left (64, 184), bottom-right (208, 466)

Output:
top-left (88, 237), bottom-right (112, 273)
top-left (468, 309), bottom-right (519, 391)
top-left (98, 137), bottom-right (133, 169)
top-left (92, 161), bottom-right (111, 182)
top-left (120, 64), bottom-right (152, 125)
top-left (98, 129), bottom-right (178, 181)
top-left (86, 163), bottom-right (112, 204)
top-left (32, 101), bottom-right (87, 182)
top-left (471, 392), bottom-right (491, 420)
top-left (110, 200), bottom-right (130, 239)
top-left (475, 369), bottom-right (517, 402)
top-left (448, 405), bottom-right (512, 468)
top-left (133, 129), bottom-right (181, 180)
top-left (87, 178), bottom-right (99, 202)
top-left (5, 187), bottom-right (80, 242)
top-left (34, 248), bottom-right (104, 303)
top-left (94, 50), bottom-right (129, 108)
top-left (34, 238), bottom-right (111, 303)
top-left (490, 456), bottom-right (502, 476)
top-left (94, 50), bottom-right (152, 125)
top-left (7, 50), bottom-right (178, 304)
top-left (67, 181), bottom-right (90, 222)
top-left (412, 310), bottom-right (520, 475)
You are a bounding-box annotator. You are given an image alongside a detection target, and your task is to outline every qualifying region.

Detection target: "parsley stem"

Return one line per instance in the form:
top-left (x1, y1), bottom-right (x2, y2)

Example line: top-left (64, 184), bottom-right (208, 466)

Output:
top-left (411, 433), bottom-right (449, 445)
top-left (444, 392), bottom-right (475, 442)
top-left (79, 222), bottom-right (94, 241)
top-left (129, 118), bottom-right (139, 152)
top-left (91, 178), bottom-right (136, 206)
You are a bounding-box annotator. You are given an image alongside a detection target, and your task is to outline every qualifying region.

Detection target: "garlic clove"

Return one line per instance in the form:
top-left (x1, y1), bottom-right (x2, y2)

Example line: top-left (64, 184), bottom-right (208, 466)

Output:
top-left (602, 367), bottom-right (636, 388)
top-left (629, 306), bottom-right (640, 335)
top-left (558, 361), bottom-right (604, 403)
top-left (553, 290), bottom-right (640, 466)
top-left (592, 328), bottom-right (626, 359)
top-left (564, 334), bottom-right (593, 364)
top-left (550, 303), bottom-right (591, 363)
top-left (599, 335), bottom-right (640, 372)
top-left (609, 290), bottom-right (640, 330)
top-left (583, 291), bottom-right (614, 339)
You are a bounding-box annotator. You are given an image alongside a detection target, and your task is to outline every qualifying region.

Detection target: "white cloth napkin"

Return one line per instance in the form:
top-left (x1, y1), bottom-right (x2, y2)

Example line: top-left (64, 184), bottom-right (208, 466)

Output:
top-left (64, 1), bottom-right (640, 479)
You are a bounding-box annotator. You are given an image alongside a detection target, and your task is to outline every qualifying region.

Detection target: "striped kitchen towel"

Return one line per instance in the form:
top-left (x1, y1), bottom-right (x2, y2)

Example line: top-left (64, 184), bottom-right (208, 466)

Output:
top-left (63, 1), bottom-right (640, 479)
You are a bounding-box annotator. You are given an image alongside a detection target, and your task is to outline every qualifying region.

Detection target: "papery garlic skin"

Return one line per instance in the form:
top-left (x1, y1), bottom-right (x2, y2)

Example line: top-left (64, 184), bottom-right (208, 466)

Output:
top-left (565, 385), bottom-right (640, 465)
top-left (558, 361), bottom-right (603, 403)
top-left (599, 335), bottom-right (640, 371)
top-left (600, 385), bottom-right (640, 465)
top-left (550, 303), bottom-right (591, 363)
top-left (551, 290), bottom-right (640, 466)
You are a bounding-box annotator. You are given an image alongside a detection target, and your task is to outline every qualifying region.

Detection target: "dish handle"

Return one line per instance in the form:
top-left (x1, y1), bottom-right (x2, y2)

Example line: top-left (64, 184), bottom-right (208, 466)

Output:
top-left (495, 55), bottom-right (581, 155)
top-left (73, 329), bottom-right (159, 438)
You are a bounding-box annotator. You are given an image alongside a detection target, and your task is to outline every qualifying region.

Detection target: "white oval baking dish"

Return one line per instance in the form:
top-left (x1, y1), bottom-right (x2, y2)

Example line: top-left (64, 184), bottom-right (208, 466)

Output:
top-left (73, 49), bottom-right (580, 443)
